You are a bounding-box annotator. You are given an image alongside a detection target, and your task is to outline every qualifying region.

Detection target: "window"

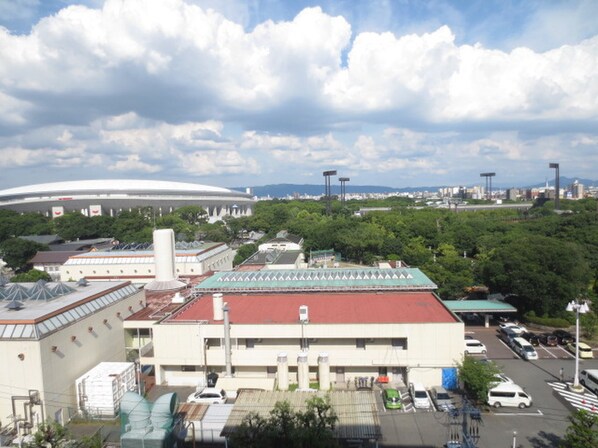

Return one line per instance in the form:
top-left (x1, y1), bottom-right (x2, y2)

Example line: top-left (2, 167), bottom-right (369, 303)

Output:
top-left (392, 338), bottom-right (408, 349)
top-left (181, 365), bottom-right (196, 372)
top-left (246, 338), bottom-right (255, 349)
top-left (490, 391), bottom-right (515, 398)
top-left (356, 338), bottom-right (366, 349)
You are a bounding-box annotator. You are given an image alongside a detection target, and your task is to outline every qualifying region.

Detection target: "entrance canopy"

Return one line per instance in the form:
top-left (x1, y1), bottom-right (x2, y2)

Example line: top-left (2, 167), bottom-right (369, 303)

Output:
top-left (444, 300), bottom-right (517, 314)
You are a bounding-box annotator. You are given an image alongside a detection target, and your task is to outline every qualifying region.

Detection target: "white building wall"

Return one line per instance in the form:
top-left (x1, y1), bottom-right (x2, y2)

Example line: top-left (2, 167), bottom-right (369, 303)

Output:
top-left (59, 248), bottom-right (233, 283)
top-left (0, 289), bottom-right (144, 423)
top-left (142, 320), bottom-right (463, 389)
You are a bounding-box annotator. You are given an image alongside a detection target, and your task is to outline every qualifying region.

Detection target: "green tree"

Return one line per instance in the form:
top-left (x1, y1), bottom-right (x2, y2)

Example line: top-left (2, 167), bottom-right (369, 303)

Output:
top-left (457, 357), bottom-right (501, 404)
top-left (478, 235), bottom-right (592, 315)
top-left (25, 421), bottom-right (70, 448)
top-left (11, 269), bottom-right (52, 282)
top-left (0, 238), bottom-right (48, 272)
top-left (561, 409), bottom-right (598, 448)
top-left (234, 243), bottom-right (258, 266)
top-left (173, 205), bottom-right (208, 225)
top-left (229, 397), bottom-right (338, 448)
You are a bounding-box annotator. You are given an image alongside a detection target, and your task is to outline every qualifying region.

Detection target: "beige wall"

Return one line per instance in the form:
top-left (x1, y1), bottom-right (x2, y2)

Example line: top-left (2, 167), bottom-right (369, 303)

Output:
top-left (0, 290), bottom-right (144, 423)
top-left (59, 248), bottom-right (233, 283)
top-left (141, 319), bottom-right (464, 389)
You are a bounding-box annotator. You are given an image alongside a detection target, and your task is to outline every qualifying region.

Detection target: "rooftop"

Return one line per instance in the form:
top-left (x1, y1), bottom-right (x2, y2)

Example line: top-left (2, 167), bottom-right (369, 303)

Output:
top-left (170, 291), bottom-right (457, 324)
top-left (64, 243), bottom-right (227, 265)
top-left (0, 280), bottom-right (139, 339)
top-left (194, 267), bottom-right (436, 293)
top-left (222, 390), bottom-right (381, 441)
top-left (443, 299), bottom-right (517, 313)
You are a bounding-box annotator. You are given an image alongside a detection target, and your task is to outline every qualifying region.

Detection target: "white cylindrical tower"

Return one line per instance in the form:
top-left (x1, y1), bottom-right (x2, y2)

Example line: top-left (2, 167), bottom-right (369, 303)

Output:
top-left (213, 293), bottom-right (224, 321)
top-left (297, 352), bottom-right (309, 390)
top-left (318, 353), bottom-right (330, 391)
top-left (154, 229), bottom-right (176, 282)
top-left (145, 228), bottom-right (185, 291)
top-left (277, 353), bottom-right (289, 391)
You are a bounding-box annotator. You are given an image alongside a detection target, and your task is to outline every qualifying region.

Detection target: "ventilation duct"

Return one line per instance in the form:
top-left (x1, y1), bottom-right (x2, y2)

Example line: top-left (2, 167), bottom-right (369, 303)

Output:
top-left (212, 293), bottom-right (224, 321)
top-left (145, 229), bottom-right (186, 291)
top-left (297, 352), bottom-right (309, 390)
top-left (318, 353), bottom-right (330, 391)
top-left (277, 353), bottom-right (289, 391)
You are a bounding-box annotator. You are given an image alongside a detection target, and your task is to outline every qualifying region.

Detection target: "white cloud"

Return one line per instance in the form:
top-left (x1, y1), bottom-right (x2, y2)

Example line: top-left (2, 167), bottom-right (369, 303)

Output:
top-left (109, 154), bottom-right (161, 173)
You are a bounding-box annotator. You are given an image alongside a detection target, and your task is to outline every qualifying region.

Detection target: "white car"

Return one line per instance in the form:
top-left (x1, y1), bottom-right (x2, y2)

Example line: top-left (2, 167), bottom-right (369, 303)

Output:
top-left (491, 373), bottom-right (514, 386)
top-left (499, 322), bottom-right (527, 334)
top-left (186, 387), bottom-right (227, 404)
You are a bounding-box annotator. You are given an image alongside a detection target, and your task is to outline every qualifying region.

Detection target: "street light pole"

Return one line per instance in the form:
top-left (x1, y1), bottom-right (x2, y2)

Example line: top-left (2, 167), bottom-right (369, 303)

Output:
top-left (566, 299), bottom-right (590, 391)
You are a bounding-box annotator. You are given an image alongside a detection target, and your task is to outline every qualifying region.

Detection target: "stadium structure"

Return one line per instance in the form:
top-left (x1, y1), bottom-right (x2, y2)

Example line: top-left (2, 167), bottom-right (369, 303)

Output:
top-left (0, 180), bottom-right (254, 222)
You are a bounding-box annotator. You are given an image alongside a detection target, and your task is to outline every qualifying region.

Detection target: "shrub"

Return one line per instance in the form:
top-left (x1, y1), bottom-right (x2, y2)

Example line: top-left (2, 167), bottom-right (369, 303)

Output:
top-left (524, 312), bottom-right (571, 328)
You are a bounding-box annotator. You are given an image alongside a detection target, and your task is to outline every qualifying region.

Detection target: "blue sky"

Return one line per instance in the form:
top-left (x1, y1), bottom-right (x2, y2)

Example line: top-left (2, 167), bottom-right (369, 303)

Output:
top-left (0, 0), bottom-right (597, 190)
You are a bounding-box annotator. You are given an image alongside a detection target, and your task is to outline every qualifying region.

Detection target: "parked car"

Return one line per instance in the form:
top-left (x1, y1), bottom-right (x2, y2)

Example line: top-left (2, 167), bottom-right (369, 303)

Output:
top-left (491, 373), bottom-right (515, 386)
top-left (580, 369), bottom-right (598, 395)
top-left (464, 339), bottom-right (487, 355)
top-left (522, 332), bottom-right (540, 346)
top-left (512, 337), bottom-right (539, 360)
top-left (187, 387), bottom-right (227, 404)
top-left (499, 328), bottom-right (518, 347)
top-left (499, 322), bottom-right (527, 334)
top-left (566, 341), bottom-right (594, 359)
top-left (383, 388), bottom-right (402, 410)
top-left (539, 333), bottom-right (558, 346)
top-left (553, 330), bottom-right (574, 345)
top-left (430, 386), bottom-right (454, 412)
top-left (487, 383), bottom-right (532, 409)
top-left (409, 382), bottom-right (431, 409)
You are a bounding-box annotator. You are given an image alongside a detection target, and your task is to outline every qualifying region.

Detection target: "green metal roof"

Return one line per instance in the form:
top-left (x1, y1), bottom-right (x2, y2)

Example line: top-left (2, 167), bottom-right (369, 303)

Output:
top-left (443, 300), bottom-right (517, 313)
top-left (194, 268), bottom-right (437, 293)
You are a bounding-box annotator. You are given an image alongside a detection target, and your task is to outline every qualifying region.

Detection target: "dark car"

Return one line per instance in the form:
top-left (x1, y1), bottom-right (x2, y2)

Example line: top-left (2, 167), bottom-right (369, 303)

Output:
top-left (539, 333), bottom-right (558, 346)
top-left (553, 330), bottom-right (574, 345)
top-left (522, 332), bottom-right (540, 346)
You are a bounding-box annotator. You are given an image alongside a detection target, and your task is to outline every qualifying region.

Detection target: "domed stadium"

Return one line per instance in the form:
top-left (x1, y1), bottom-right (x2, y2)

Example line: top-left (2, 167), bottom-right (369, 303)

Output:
top-left (0, 179), bottom-right (254, 222)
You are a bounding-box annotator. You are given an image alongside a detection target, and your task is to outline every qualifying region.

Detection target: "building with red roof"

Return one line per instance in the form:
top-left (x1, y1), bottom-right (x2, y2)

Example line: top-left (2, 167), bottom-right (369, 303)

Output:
top-left (126, 267), bottom-right (464, 391)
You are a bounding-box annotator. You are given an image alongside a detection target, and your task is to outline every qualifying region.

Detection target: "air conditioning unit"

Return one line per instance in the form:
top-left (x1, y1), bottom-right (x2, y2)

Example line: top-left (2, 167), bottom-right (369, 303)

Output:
top-left (299, 305), bottom-right (309, 323)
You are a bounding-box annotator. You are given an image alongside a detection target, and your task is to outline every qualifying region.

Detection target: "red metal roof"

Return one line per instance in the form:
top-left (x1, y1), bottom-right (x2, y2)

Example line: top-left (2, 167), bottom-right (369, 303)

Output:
top-left (170, 292), bottom-right (457, 324)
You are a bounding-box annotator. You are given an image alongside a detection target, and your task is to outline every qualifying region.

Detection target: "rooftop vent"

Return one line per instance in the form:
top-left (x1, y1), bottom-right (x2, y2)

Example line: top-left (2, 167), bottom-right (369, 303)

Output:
top-left (5, 299), bottom-right (24, 311)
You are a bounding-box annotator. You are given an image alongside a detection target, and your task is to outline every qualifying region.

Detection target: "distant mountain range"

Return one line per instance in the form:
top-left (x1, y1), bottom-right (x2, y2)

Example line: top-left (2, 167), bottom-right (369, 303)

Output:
top-left (232, 177), bottom-right (598, 198)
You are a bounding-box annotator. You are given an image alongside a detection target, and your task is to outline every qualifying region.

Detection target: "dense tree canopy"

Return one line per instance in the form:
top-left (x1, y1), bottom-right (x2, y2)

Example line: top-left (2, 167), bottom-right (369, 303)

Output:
top-left (1, 196), bottom-right (597, 318)
top-left (0, 238), bottom-right (48, 272)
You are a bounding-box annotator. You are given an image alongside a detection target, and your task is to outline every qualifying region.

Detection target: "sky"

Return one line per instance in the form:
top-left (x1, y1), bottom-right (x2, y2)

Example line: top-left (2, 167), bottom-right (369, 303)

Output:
top-left (0, 0), bottom-right (597, 190)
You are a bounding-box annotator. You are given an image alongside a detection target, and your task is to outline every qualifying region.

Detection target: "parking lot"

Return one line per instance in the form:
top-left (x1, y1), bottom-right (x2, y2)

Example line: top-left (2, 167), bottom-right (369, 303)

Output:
top-left (378, 325), bottom-right (598, 447)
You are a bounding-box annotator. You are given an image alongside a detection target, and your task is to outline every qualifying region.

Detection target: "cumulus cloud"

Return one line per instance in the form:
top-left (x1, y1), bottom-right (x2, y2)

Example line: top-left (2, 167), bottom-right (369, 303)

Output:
top-left (0, 0), bottom-right (596, 188)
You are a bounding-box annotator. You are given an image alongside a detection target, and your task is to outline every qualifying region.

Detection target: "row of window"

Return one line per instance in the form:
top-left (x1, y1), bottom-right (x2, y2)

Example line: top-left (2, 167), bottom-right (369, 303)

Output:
top-left (207, 337), bottom-right (409, 350)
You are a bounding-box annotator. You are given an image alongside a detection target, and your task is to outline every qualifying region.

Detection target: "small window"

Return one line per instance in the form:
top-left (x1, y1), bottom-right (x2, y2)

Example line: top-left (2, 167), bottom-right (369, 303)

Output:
top-left (356, 338), bottom-right (366, 349)
top-left (246, 338), bottom-right (255, 349)
top-left (181, 365), bottom-right (196, 372)
top-left (392, 338), bottom-right (408, 349)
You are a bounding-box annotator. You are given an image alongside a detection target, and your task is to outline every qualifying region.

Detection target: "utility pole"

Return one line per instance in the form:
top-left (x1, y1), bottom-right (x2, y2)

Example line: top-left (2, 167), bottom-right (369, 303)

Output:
top-left (446, 397), bottom-right (482, 448)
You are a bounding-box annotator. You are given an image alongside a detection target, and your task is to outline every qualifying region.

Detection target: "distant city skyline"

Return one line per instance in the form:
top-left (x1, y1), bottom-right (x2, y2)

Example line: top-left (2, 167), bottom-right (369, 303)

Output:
top-left (0, 0), bottom-right (597, 189)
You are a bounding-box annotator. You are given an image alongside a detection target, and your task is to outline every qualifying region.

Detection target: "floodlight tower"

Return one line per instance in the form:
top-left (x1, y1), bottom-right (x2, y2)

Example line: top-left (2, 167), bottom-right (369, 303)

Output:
top-left (549, 163), bottom-right (560, 210)
top-left (339, 177), bottom-right (350, 206)
top-left (480, 172), bottom-right (496, 200)
top-left (323, 170), bottom-right (337, 215)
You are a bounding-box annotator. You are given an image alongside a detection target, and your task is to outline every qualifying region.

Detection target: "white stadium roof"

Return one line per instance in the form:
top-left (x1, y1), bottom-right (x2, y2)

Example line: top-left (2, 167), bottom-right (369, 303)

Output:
top-left (0, 179), bottom-right (236, 197)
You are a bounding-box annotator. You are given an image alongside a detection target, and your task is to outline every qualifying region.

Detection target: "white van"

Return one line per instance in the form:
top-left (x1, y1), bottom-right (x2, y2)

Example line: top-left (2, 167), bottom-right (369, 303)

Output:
top-left (512, 337), bottom-right (538, 360)
top-left (464, 339), bottom-right (487, 355)
top-left (580, 369), bottom-right (598, 395)
top-left (487, 383), bottom-right (532, 409)
top-left (409, 382), bottom-right (431, 409)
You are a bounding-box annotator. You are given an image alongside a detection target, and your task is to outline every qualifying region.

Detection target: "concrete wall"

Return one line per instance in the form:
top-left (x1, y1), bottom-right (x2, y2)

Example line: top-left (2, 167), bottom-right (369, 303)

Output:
top-left (0, 289), bottom-right (144, 423)
top-left (142, 320), bottom-right (464, 389)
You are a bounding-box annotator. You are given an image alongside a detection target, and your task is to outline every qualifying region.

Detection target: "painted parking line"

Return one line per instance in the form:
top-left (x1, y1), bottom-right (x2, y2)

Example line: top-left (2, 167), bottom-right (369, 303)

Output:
top-left (548, 381), bottom-right (598, 414)
top-left (554, 345), bottom-right (575, 358)
top-left (494, 411), bottom-right (543, 416)
top-left (535, 344), bottom-right (558, 359)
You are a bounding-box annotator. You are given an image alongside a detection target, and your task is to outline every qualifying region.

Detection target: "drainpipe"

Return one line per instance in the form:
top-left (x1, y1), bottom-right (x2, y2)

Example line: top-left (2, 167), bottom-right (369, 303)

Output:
top-left (223, 303), bottom-right (232, 377)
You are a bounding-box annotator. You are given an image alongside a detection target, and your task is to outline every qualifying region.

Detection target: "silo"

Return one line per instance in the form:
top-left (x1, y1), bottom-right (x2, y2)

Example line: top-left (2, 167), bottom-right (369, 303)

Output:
top-left (297, 352), bottom-right (309, 390)
top-left (145, 229), bottom-right (186, 291)
top-left (212, 293), bottom-right (224, 321)
top-left (277, 353), bottom-right (289, 391)
top-left (318, 353), bottom-right (330, 391)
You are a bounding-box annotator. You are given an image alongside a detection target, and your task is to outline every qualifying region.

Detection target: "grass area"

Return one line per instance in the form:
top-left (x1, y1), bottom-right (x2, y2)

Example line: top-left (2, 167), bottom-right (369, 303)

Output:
top-left (287, 382), bottom-right (320, 391)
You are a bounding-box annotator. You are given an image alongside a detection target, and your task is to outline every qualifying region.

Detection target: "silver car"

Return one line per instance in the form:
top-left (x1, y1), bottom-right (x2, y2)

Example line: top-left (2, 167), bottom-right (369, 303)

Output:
top-left (430, 386), bottom-right (454, 412)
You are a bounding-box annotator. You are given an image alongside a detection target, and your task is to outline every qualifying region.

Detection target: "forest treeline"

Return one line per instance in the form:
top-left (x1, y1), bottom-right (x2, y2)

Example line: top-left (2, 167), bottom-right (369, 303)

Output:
top-left (1, 196), bottom-right (597, 318)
